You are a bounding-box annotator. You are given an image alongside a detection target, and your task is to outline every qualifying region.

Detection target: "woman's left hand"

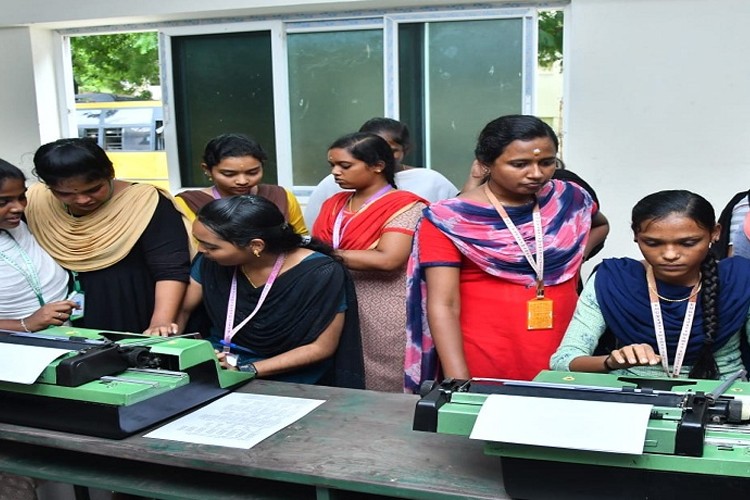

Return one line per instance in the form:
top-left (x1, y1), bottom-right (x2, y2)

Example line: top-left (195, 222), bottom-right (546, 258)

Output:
top-left (215, 350), bottom-right (237, 370)
top-left (143, 323), bottom-right (178, 336)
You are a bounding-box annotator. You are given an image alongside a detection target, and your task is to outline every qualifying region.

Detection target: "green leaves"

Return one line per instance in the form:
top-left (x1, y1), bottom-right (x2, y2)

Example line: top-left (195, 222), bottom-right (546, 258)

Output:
top-left (71, 32), bottom-right (159, 99)
top-left (538, 10), bottom-right (563, 69)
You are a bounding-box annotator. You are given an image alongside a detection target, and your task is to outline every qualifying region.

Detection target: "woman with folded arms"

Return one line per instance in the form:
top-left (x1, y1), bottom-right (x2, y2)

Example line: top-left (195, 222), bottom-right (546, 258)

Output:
top-left (313, 132), bottom-right (426, 392)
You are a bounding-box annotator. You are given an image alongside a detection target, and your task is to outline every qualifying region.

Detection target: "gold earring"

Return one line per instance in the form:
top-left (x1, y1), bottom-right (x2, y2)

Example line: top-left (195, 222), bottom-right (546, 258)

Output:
top-left (253, 249), bottom-right (261, 258)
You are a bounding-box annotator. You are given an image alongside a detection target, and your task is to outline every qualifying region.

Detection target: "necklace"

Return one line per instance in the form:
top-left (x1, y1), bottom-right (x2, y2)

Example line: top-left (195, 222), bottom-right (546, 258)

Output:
top-left (647, 274), bottom-right (702, 303)
top-left (347, 184), bottom-right (392, 213)
top-left (240, 265), bottom-right (259, 288)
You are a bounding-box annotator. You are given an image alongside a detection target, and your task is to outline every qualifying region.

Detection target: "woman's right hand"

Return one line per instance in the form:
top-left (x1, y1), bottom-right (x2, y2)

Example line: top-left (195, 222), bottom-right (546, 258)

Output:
top-left (24, 300), bottom-right (79, 331)
top-left (606, 343), bottom-right (661, 369)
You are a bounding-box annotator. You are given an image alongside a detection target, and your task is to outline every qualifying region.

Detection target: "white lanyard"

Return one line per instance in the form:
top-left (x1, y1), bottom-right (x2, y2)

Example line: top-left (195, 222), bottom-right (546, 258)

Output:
top-left (332, 185), bottom-right (392, 249)
top-left (483, 184), bottom-right (545, 297)
top-left (223, 253), bottom-right (286, 349)
top-left (646, 265), bottom-right (700, 378)
top-left (0, 231), bottom-right (44, 306)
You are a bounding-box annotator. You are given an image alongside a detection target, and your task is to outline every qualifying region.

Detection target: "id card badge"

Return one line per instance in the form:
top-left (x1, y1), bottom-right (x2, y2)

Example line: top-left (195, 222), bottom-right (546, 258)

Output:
top-left (68, 291), bottom-right (85, 320)
top-left (527, 297), bottom-right (553, 330)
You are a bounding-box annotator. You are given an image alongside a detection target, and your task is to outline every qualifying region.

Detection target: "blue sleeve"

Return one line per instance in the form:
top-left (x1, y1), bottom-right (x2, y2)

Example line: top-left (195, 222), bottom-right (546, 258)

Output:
top-left (190, 253), bottom-right (204, 283)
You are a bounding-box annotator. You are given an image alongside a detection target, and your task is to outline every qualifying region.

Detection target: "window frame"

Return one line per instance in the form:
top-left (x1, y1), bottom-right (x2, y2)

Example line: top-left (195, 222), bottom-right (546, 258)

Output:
top-left (57, 6), bottom-right (539, 195)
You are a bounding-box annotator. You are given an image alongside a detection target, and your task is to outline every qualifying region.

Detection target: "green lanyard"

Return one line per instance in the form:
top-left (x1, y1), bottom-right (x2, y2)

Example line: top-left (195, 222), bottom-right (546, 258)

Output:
top-left (0, 231), bottom-right (45, 306)
top-left (70, 271), bottom-right (83, 293)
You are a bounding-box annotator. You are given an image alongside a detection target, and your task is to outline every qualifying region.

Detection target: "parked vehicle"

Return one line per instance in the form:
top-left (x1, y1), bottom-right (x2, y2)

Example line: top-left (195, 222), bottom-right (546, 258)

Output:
top-left (75, 96), bottom-right (168, 189)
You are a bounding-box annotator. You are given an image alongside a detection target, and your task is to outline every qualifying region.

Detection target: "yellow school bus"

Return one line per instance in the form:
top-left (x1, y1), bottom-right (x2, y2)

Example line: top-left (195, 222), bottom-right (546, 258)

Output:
top-left (76, 98), bottom-right (169, 189)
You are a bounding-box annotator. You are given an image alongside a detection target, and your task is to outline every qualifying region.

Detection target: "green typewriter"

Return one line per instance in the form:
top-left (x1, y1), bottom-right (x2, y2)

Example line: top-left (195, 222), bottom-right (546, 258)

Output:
top-left (0, 326), bottom-right (252, 438)
top-left (414, 370), bottom-right (750, 499)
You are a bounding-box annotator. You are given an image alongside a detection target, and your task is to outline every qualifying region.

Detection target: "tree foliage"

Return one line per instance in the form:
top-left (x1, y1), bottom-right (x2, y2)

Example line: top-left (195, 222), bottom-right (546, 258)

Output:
top-left (69, 15), bottom-right (560, 98)
top-left (71, 32), bottom-right (159, 99)
top-left (538, 10), bottom-right (563, 69)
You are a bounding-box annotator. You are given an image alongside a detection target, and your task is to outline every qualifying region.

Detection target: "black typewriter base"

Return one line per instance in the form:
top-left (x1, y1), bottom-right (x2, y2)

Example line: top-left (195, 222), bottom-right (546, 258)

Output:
top-left (0, 361), bottom-right (248, 439)
top-left (502, 457), bottom-right (750, 500)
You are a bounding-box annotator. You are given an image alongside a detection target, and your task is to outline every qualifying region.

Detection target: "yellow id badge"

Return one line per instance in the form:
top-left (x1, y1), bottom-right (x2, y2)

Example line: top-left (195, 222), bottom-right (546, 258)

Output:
top-left (527, 297), bottom-right (553, 330)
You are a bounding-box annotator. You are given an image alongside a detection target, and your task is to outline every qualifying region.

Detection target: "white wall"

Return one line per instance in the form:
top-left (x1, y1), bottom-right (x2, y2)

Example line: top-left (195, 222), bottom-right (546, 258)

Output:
top-left (0, 0), bottom-right (490, 28)
top-left (0, 28), bottom-right (44, 173)
top-left (1, 0), bottom-right (748, 261)
top-left (565, 0), bottom-right (750, 267)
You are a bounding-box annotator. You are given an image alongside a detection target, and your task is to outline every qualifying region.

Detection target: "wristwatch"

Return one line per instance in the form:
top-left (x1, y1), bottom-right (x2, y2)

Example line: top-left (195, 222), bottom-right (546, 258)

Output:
top-left (238, 362), bottom-right (258, 375)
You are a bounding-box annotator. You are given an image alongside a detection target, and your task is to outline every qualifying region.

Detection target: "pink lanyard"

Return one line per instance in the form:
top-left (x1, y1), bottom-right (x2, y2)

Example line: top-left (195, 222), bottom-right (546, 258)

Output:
top-left (332, 185), bottom-right (392, 249)
top-left (223, 253), bottom-right (286, 350)
top-left (211, 186), bottom-right (222, 200)
top-left (646, 265), bottom-right (701, 378)
top-left (483, 184), bottom-right (545, 297)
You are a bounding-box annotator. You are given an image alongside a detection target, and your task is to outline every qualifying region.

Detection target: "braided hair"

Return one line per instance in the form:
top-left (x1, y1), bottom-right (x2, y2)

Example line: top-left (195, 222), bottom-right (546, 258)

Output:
top-left (632, 190), bottom-right (720, 379)
top-left (691, 249), bottom-right (720, 378)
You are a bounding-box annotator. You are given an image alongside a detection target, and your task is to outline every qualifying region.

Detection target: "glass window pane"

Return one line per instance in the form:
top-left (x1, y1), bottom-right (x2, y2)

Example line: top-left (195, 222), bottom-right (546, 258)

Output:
top-left (398, 23), bottom-right (425, 169)
top-left (171, 31), bottom-right (276, 187)
top-left (288, 30), bottom-right (384, 186)
top-left (411, 18), bottom-right (523, 187)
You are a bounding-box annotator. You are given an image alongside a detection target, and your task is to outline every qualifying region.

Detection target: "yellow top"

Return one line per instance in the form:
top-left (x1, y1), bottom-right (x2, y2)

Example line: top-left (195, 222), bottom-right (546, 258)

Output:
top-left (175, 187), bottom-right (309, 236)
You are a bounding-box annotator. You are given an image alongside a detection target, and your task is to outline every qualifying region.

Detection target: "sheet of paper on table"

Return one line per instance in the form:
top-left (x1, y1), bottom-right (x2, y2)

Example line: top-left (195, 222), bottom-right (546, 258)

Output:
top-left (144, 392), bottom-right (325, 449)
top-left (469, 394), bottom-right (652, 455)
top-left (0, 343), bottom-right (72, 384)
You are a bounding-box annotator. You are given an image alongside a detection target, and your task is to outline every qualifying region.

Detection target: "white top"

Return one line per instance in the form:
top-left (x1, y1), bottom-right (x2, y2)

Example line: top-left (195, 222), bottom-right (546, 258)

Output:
top-left (303, 168), bottom-right (458, 228)
top-left (0, 222), bottom-right (69, 319)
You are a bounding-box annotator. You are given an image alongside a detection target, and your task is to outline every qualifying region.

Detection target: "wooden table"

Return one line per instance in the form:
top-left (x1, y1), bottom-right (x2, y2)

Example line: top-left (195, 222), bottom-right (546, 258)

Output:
top-left (0, 381), bottom-right (510, 499)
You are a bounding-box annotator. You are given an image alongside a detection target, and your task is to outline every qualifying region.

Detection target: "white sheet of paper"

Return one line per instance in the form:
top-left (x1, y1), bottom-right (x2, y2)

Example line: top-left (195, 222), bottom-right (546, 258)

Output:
top-left (469, 394), bottom-right (652, 455)
top-left (0, 343), bottom-right (72, 384)
top-left (144, 392), bottom-right (325, 449)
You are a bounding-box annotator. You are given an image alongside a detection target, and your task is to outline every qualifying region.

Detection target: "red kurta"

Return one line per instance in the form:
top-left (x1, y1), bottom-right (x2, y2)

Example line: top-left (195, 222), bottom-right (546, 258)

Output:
top-left (418, 217), bottom-right (579, 380)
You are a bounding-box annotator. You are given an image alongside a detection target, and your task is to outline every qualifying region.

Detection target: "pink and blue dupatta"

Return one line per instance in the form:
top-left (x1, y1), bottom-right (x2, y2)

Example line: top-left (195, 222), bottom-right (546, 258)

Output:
top-left (404, 180), bottom-right (595, 392)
